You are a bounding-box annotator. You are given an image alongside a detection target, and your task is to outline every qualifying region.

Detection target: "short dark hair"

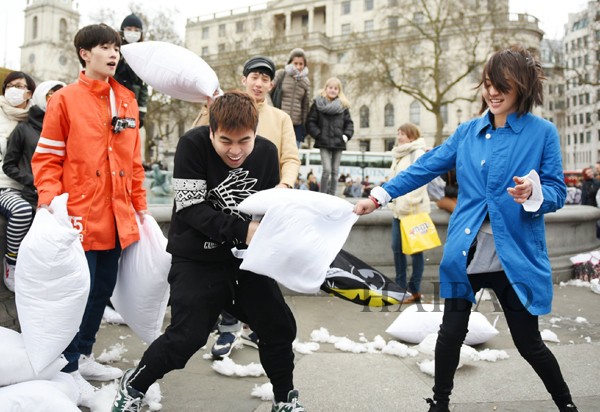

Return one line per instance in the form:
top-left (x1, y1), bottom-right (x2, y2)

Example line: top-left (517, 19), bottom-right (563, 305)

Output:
top-left (74, 24), bottom-right (121, 67)
top-left (478, 45), bottom-right (544, 116)
top-left (2, 71), bottom-right (36, 95)
top-left (209, 90), bottom-right (259, 134)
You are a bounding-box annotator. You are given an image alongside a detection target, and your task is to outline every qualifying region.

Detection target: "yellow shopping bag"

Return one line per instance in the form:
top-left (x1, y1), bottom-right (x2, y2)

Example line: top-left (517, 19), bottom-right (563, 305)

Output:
top-left (400, 213), bottom-right (442, 255)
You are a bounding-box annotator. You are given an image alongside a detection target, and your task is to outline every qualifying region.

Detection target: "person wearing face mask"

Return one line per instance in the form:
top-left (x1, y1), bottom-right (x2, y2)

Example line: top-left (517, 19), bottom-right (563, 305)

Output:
top-left (114, 14), bottom-right (148, 128)
top-left (0, 71), bottom-right (36, 292)
top-left (3, 80), bottom-right (66, 208)
top-left (270, 48), bottom-right (311, 148)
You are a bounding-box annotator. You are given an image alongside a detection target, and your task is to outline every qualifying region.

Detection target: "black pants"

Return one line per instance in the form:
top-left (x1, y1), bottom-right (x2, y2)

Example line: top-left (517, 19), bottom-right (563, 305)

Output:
top-left (129, 259), bottom-right (297, 402)
top-left (433, 271), bottom-right (573, 409)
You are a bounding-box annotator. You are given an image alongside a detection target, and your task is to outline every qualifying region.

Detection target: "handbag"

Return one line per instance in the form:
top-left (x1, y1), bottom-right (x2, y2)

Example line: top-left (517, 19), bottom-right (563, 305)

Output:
top-left (400, 212), bottom-right (441, 255)
top-left (271, 72), bottom-right (283, 109)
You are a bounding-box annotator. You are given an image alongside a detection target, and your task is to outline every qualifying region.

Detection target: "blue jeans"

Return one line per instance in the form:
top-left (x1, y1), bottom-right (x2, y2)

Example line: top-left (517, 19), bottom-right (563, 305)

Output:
top-left (391, 218), bottom-right (424, 293)
top-left (319, 148), bottom-right (342, 195)
top-left (62, 244), bottom-right (122, 372)
top-left (294, 124), bottom-right (305, 148)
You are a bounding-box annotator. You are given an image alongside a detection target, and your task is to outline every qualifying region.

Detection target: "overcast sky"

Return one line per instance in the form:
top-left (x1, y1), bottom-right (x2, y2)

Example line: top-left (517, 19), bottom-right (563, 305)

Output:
top-left (0, 0), bottom-right (589, 71)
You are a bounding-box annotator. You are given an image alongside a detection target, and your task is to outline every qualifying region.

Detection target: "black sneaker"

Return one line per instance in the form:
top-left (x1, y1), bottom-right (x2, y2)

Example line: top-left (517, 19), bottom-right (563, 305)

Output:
top-left (111, 368), bottom-right (143, 412)
top-left (425, 398), bottom-right (450, 412)
top-left (271, 389), bottom-right (305, 412)
top-left (240, 325), bottom-right (259, 349)
top-left (211, 331), bottom-right (238, 358)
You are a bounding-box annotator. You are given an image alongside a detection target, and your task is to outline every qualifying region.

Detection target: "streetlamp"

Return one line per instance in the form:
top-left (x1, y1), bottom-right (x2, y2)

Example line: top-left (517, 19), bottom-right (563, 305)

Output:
top-left (359, 141), bottom-right (367, 182)
top-left (456, 108), bottom-right (463, 126)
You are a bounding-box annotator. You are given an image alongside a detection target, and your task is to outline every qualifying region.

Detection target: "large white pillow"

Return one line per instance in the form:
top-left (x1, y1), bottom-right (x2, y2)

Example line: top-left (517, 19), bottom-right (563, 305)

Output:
top-left (237, 191), bottom-right (358, 293)
top-left (238, 187), bottom-right (352, 216)
top-left (120, 41), bottom-right (219, 102)
top-left (386, 304), bottom-right (499, 345)
top-left (0, 372), bottom-right (79, 411)
top-left (15, 193), bottom-right (90, 373)
top-left (112, 215), bottom-right (171, 344)
top-left (0, 327), bottom-right (68, 387)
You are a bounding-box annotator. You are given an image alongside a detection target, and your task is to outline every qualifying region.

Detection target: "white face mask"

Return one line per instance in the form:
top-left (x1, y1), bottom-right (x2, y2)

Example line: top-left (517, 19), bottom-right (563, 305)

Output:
top-left (124, 30), bottom-right (142, 44)
top-left (4, 87), bottom-right (27, 107)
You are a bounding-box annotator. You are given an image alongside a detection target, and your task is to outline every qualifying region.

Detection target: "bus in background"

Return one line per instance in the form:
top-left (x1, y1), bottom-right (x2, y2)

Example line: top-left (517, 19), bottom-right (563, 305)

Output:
top-left (563, 170), bottom-right (582, 187)
top-left (298, 149), bottom-right (393, 185)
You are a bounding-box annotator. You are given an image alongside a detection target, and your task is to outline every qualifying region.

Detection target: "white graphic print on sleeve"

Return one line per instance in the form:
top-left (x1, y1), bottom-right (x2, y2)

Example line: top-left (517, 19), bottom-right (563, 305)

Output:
top-left (208, 169), bottom-right (257, 220)
top-left (173, 178), bottom-right (206, 212)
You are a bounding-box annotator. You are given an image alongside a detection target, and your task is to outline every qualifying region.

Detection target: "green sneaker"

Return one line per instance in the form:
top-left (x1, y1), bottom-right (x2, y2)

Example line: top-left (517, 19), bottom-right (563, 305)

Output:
top-left (272, 389), bottom-right (305, 412)
top-left (111, 368), bottom-right (144, 412)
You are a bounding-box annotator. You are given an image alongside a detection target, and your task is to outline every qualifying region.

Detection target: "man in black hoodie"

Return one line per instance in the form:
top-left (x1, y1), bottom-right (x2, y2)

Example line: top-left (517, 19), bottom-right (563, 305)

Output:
top-left (111, 91), bottom-right (305, 412)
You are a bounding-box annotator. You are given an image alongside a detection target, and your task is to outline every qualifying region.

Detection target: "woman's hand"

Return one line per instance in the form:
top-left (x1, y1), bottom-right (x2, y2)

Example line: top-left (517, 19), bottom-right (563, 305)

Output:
top-left (353, 198), bottom-right (377, 215)
top-left (507, 176), bottom-right (532, 204)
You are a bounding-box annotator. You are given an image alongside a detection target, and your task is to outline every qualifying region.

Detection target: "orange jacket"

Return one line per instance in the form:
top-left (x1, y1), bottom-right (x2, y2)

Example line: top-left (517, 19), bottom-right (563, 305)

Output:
top-left (32, 71), bottom-right (147, 251)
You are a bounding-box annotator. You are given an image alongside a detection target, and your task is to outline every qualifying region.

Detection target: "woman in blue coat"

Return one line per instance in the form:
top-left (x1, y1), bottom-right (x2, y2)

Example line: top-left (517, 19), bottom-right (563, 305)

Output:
top-left (354, 46), bottom-right (578, 412)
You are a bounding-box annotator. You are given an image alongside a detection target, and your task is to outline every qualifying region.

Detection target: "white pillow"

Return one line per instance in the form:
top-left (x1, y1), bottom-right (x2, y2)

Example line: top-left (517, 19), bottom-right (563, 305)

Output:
top-left (0, 327), bottom-right (68, 387)
top-left (0, 373), bottom-right (79, 411)
top-left (120, 41), bottom-right (219, 102)
top-left (238, 187), bottom-right (353, 216)
top-left (237, 195), bottom-right (358, 294)
top-left (386, 304), bottom-right (499, 345)
top-left (112, 215), bottom-right (171, 344)
top-left (15, 193), bottom-right (90, 373)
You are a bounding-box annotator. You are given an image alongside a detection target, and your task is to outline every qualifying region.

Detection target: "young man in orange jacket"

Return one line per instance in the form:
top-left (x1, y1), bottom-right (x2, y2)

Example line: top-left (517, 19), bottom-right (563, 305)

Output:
top-left (31, 23), bottom-right (148, 408)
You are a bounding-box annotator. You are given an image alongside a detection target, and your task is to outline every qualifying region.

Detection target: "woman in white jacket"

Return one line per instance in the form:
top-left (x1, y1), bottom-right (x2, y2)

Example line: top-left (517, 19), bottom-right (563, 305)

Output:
top-left (0, 71), bottom-right (36, 292)
top-left (388, 123), bottom-right (430, 304)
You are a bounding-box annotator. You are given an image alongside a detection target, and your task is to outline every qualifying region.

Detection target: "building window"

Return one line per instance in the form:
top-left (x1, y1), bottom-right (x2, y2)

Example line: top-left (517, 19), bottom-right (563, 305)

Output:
top-left (302, 14), bottom-right (309, 28)
top-left (410, 101), bottom-right (421, 125)
top-left (32, 16), bottom-right (38, 39)
top-left (254, 17), bottom-right (262, 30)
top-left (414, 12), bottom-right (424, 25)
top-left (236, 21), bottom-right (245, 33)
top-left (388, 16), bottom-right (399, 29)
top-left (218, 24), bottom-right (226, 37)
top-left (389, 0), bottom-right (398, 5)
top-left (365, 0), bottom-right (374, 11)
top-left (342, 1), bottom-right (351, 14)
top-left (586, 131), bottom-right (591, 143)
top-left (384, 103), bottom-right (394, 127)
top-left (235, 41), bottom-right (242, 50)
top-left (59, 18), bottom-right (68, 41)
top-left (201, 46), bottom-right (209, 55)
top-left (218, 43), bottom-right (226, 53)
top-left (364, 20), bottom-right (374, 32)
top-left (441, 104), bottom-right (448, 124)
top-left (385, 138), bottom-right (396, 151)
top-left (341, 23), bottom-right (351, 35)
top-left (202, 27), bottom-right (209, 39)
top-left (360, 105), bottom-right (370, 128)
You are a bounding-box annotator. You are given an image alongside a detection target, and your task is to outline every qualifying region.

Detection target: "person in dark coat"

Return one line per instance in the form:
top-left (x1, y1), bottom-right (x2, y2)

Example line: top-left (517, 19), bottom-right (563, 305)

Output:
top-left (114, 14), bottom-right (148, 128)
top-left (306, 77), bottom-right (354, 195)
top-left (3, 80), bottom-right (65, 207)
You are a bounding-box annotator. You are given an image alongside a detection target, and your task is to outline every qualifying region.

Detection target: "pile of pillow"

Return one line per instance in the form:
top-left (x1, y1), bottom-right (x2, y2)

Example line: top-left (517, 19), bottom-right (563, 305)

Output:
top-left (386, 303), bottom-right (499, 345)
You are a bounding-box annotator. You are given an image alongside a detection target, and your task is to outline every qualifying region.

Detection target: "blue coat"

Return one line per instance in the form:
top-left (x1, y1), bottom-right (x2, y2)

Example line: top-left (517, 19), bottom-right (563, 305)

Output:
top-left (382, 111), bottom-right (566, 315)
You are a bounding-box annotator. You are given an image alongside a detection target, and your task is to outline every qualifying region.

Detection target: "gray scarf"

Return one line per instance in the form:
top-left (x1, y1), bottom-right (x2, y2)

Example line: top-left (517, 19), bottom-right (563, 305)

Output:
top-left (315, 96), bottom-right (344, 115)
top-left (285, 64), bottom-right (309, 80)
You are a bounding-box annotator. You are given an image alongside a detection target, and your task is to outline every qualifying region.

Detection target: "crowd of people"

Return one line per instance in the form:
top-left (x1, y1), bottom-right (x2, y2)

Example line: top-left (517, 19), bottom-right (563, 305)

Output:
top-left (0, 13), bottom-right (584, 412)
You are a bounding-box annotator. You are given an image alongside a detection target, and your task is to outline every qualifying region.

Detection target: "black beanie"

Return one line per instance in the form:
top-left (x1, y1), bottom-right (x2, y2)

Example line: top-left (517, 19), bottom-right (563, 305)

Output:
top-left (121, 14), bottom-right (143, 31)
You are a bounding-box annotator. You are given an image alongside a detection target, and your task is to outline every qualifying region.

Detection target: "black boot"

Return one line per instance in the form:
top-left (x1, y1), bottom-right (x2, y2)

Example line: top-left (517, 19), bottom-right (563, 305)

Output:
top-left (559, 403), bottom-right (579, 412)
top-left (425, 398), bottom-right (450, 412)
